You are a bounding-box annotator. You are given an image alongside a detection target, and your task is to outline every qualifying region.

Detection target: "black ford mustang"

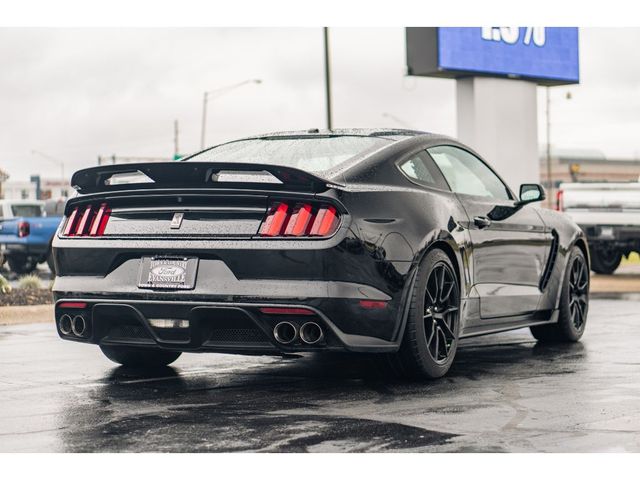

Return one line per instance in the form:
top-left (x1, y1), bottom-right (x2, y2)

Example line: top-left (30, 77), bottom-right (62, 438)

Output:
top-left (52, 129), bottom-right (590, 379)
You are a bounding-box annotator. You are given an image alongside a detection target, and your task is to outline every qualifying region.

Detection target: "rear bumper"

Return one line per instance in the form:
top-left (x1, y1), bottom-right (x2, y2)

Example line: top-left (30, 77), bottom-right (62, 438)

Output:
top-left (0, 241), bottom-right (49, 258)
top-left (577, 224), bottom-right (640, 246)
top-left (53, 297), bottom-right (406, 354)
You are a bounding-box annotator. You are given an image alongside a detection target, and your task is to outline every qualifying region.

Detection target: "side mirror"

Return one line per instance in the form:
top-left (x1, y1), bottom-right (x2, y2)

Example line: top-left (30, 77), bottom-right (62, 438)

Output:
top-left (517, 184), bottom-right (546, 205)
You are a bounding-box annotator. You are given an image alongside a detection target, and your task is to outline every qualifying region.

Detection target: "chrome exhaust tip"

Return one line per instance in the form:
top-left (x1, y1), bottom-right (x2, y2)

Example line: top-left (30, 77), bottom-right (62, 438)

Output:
top-left (300, 322), bottom-right (324, 345)
top-left (71, 315), bottom-right (86, 337)
top-left (273, 321), bottom-right (297, 344)
top-left (59, 314), bottom-right (72, 335)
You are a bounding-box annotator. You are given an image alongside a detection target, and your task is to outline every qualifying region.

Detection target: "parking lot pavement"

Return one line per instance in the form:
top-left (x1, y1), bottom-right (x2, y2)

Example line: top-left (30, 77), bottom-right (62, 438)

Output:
top-left (0, 298), bottom-right (639, 453)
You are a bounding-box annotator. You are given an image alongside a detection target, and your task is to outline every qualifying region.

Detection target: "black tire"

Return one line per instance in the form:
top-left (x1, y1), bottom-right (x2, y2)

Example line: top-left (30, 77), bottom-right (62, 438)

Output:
top-left (388, 248), bottom-right (461, 379)
top-left (46, 250), bottom-right (56, 275)
top-left (590, 246), bottom-right (621, 275)
top-left (7, 254), bottom-right (38, 275)
top-left (531, 246), bottom-right (589, 343)
top-left (100, 345), bottom-right (181, 368)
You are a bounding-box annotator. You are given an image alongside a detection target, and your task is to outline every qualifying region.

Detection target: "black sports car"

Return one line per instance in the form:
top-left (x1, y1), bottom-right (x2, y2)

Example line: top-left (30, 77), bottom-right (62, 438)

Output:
top-left (52, 129), bottom-right (590, 378)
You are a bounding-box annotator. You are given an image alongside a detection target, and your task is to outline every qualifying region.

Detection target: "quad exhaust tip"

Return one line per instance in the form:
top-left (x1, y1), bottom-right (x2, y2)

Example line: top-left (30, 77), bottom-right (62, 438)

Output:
top-left (71, 315), bottom-right (86, 337)
top-left (273, 321), bottom-right (297, 344)
top-left (300, 322), bottom-right (324, 345)
top-left (59, 314), bottom-right (72, 335)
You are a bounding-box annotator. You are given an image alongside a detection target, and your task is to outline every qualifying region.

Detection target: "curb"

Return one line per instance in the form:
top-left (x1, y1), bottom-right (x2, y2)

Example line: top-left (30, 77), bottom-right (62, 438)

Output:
top-left (0, 304), bottom-right (54, 326)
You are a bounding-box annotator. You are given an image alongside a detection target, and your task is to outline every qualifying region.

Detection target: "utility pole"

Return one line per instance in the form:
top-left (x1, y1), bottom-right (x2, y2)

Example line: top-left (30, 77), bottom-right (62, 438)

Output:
top-left (323, 27), bottom-right (333, 131)
top-left (200, 79), bottom-right (262, 150)
top-left (174, 119), bottom-right (180, 160)
top-left (200, 92), bottom-right (208, 151)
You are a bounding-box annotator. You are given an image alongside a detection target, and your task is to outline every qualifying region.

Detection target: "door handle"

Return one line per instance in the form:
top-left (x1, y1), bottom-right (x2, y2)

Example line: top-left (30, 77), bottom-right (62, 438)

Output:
top-left (473, 216), bottom-right (492, 229)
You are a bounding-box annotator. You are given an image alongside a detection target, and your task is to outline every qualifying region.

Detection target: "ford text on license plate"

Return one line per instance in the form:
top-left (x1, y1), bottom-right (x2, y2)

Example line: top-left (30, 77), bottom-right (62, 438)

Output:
top-left (137, 256), bottom-right (198, 290)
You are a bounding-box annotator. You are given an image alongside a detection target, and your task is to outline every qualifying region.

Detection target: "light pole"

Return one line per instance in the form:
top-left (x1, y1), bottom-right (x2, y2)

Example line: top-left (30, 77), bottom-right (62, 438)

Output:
top-left (545, 88), bottom-right (572, 208)
top-left (200, 79), bottom-right (262, 150)
top-left (382, 112), bottom-right (413, 129)
top-left (31, 150), bottom-right (65, 182)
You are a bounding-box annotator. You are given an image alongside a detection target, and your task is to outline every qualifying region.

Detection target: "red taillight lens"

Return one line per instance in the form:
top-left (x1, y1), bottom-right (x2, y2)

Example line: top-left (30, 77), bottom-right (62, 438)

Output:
top-left (555, 189), bottom-right (564, 211)
top-left (62, 207), bottom-right (79, 236)
top-left (62, 203), bottom-right (111, 237)
top-left (89, 203), bottom-right (111, 236)
top-left (310, 206), bottom-right (338, 236)
top-left (259, 202), bottom-right (290, 237)
top-left (17, 221), bottom-right (30, 238)
top-left (258, 202), bottom-right (340, 238)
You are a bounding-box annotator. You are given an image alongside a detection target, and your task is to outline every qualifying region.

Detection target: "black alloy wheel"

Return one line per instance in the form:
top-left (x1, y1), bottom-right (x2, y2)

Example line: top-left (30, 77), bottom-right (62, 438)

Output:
top-left (568, 254), bottom-right (589, 331)
top-left (389, 248), bottom-right (461, 379)
top-left (531, 246), bottom-right (589, 343)
top-left (423, 262), bottom-right (459, 364)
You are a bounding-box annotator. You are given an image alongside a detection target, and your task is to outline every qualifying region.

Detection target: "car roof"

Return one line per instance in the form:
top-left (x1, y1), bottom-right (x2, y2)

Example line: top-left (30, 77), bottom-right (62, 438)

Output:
top-left (225, 128), bottom-right (435, 141)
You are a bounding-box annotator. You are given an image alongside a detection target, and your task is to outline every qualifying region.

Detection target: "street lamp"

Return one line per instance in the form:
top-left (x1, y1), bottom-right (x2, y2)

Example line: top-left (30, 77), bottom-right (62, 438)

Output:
top-left (545, 88), bottom-right (572, 208)
top-left (31, 150), bottom-right (65, 182)
top-left (200, 79), bottom-right (262, 150)
top-left (382, 112), bottom-right (413, 129)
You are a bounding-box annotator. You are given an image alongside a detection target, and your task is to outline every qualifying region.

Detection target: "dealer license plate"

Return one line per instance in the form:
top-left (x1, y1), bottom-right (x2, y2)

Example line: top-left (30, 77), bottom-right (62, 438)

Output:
top-left (137, 256), bottom-right (198, 290)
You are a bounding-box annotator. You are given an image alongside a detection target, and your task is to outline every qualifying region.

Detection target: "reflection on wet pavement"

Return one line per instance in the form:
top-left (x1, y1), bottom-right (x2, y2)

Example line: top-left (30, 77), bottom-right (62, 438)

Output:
top-left (0, 299), bottom-right (639, 452)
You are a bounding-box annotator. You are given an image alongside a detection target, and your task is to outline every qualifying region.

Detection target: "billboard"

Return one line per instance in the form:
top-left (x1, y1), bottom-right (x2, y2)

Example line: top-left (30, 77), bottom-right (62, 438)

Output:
top-left (406, 27), bottom-right (579, 86)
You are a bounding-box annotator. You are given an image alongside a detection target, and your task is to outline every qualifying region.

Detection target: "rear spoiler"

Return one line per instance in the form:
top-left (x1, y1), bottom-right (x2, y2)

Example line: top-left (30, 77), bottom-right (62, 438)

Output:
top-left (71, 162), bottom-right (343, 194)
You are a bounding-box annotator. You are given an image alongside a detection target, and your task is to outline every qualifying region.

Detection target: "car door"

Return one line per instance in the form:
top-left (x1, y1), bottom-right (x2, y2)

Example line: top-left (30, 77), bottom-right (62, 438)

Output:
top-left (426, 145), bottom-right (551, 320)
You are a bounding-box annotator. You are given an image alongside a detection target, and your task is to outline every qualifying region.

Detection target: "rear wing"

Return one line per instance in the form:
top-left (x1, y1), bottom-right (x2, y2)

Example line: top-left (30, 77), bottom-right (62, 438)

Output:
top-left (70, 162), bottom-right (343, 194)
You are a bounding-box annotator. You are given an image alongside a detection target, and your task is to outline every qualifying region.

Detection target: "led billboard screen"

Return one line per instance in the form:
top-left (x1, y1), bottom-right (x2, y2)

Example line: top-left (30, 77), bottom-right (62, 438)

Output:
top-left (406, 27), bottom-right (579, 85)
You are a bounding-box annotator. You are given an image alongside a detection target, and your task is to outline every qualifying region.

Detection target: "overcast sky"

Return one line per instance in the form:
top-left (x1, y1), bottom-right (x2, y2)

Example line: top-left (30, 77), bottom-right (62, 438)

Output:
top-left (1, 27), bottom-right (639, 182)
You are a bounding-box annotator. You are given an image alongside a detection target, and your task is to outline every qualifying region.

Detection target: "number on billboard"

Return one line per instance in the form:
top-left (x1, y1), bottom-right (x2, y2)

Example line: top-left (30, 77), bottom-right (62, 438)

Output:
top-left (481, 27), bottom-right (546, 47)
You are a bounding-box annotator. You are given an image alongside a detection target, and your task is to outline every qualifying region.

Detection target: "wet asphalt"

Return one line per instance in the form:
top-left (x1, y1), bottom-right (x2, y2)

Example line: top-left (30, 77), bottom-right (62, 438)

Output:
top-left (1, 297), bottom-right (639, 453)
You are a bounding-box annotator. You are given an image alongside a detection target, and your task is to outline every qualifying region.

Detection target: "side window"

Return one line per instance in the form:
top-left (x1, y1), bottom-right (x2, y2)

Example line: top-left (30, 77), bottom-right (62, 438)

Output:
top-left (427, 146), bottom-right (512, 201)
top-left (398, 152), bottom-right (450, 191)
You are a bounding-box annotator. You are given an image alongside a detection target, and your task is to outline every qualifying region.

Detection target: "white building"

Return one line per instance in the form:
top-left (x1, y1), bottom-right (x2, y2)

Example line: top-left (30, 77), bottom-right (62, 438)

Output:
top-left (2, 180), bottom-right (37, 200)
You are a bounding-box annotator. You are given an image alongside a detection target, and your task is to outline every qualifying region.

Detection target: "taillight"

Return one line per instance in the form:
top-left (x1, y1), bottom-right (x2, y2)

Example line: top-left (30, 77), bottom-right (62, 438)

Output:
top-left (17, 221), bottom-right (30, 238)
top-left (555, 189), bottom-right (564, 211)
top-left (62, 203), bottom-right (111, 237)
top-left (258, 202), bottom-right (341, 238)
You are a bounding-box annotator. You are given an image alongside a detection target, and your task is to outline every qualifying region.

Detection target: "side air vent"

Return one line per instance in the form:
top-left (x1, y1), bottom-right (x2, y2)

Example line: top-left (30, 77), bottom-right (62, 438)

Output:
top-left (539, 230), bottom-right (559, 291)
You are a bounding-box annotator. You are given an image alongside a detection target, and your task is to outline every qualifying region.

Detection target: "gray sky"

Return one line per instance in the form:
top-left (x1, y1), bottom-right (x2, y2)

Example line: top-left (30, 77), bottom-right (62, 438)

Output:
top-left (1, 27), bottom-right (639, 182)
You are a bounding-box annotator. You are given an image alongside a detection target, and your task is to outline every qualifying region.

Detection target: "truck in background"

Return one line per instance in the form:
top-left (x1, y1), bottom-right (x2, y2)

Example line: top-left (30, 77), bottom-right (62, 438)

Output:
top-left (0, 199), bottom-right (63, 274)
top-left (557, 182), bottom-right (640, 274)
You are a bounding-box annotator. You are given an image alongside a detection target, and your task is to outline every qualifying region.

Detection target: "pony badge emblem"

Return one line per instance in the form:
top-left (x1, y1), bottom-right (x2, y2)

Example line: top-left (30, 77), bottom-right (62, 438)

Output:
top-left (170, 213), bottom-right (184, 229)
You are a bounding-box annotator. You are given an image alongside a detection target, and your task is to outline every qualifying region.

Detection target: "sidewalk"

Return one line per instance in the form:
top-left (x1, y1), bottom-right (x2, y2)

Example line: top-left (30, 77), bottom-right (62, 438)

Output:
top-left (0, 304), bottom-right (53, 326)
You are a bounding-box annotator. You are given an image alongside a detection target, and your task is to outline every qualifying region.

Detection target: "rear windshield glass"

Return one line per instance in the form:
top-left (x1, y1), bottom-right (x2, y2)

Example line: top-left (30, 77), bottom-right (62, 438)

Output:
top-left (186, 136), bottom-right (393, 172)
top-left (11, 205), bottom-right (44, 217)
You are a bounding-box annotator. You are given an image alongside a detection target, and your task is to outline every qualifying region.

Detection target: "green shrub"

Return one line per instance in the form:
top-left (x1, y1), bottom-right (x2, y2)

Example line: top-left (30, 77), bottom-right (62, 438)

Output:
top-left (18, 274), bottom-right (43, 291)
top-left (0, 274), bottom-right (11, 294)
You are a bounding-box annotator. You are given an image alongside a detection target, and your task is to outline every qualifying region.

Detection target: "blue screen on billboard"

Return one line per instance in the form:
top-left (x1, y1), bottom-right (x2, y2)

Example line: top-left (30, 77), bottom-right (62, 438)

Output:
top-left (437, 27), bottom-right (579, 84)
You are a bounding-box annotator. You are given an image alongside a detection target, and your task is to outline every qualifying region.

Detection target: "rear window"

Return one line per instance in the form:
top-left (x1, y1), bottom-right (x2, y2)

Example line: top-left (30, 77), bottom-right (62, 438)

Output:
top-left (11, 204), bottom-right (44, 217)
top-left (186, 136), bottom-right (393, 172)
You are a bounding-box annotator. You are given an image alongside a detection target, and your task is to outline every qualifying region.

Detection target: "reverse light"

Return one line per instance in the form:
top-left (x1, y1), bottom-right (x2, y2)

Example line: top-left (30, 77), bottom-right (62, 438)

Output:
top-left (62, 203), bottom-right (111, 237)
top-left (258, 202), bottom-right (340, 238)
